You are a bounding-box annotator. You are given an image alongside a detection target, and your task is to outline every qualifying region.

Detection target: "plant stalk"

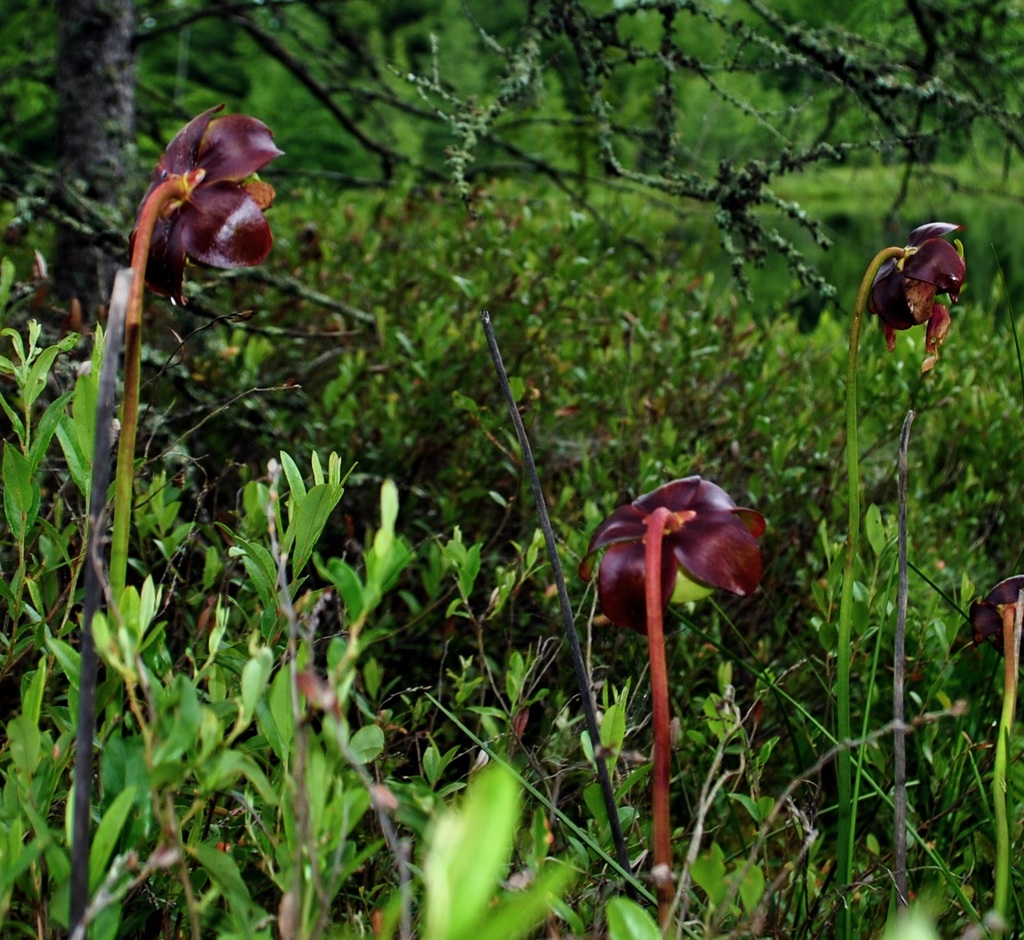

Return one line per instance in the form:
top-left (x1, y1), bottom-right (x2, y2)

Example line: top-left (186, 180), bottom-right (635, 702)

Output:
top-left (109, 175), bottom-right (188, 601)
top-left (70, 270), bottom-right (133, 940)
top-left (993, 594), bottom-right (1022, 929)
top-left (837, 245), bottom-right (903, 939)
top-left (893, 409), bottom-right (914, 909)
top-left (644, 506), bottom-right (674, 925)
top-left (479, 311), bottom-right (633, 880)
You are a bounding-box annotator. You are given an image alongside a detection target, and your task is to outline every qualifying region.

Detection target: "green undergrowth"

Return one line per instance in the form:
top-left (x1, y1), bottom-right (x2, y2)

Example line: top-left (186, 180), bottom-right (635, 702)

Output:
top-left (1, 180), bottom-right (1024, 937)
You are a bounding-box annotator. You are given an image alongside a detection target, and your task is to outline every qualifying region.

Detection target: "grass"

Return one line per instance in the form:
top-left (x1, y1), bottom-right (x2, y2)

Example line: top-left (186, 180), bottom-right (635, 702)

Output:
top-left (2, 170), bottom-right (1024, 937)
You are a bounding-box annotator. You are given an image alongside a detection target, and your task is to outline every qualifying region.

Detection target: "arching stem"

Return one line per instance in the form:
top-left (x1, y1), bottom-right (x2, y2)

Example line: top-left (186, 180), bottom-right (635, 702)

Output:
top-left (836, 245), bottom-right (904, 939)
top-left (109, 175), bottom-right (188, 601)
top-left (644, 506), bottom-right (675, 926)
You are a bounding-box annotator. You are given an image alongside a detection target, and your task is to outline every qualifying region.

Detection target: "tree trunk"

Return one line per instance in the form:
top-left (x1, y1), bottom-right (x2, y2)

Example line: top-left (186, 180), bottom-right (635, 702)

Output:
top-left (54, 0), bottom-right (135, 320)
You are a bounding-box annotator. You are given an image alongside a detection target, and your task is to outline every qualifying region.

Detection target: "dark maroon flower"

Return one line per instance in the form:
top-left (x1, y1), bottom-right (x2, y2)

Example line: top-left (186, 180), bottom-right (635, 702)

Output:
top-left (970, 575), bottom-right (1024, 655)
top-left (579, 476), bottom-right (766, 634)
top-left (868, 222), bottom-right (965, 371)
top-left (129, 105), bottom-right (283, 304)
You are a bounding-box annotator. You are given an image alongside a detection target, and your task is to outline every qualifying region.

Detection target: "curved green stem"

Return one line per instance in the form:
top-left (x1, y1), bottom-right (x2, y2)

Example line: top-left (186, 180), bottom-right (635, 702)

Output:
top-left (836, 245), bottom-right (903, 939)
top-left (994, 598), bottom-right (1021, 930)
top-left (109, 176), bottom-right (187, 601)
top-left (644, 506), bottom-right (674, 926)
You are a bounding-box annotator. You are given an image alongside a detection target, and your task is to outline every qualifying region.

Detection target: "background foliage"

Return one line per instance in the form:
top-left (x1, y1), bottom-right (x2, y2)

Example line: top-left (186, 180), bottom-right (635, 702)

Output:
top-left (3, 0), bottom-right (1024, 937)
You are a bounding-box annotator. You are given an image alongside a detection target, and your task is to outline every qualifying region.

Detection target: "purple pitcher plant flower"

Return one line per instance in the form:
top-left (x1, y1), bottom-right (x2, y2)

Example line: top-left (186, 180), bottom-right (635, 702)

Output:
top-left (970, 575), bottom-right (1024, 655)
top-left (580, 476), bottom-right (766, 634)
top-left (868, 222), bottom-right (965, 372)
top-left (128, 104), bottom-right (283, 304)
top-left (580, 475), bottom-right (765, 923)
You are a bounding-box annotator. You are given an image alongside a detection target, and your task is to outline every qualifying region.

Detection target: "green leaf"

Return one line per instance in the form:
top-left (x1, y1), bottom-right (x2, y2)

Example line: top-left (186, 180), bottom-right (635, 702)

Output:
top-left (599, 699), bottom-right (626, 759)
top-left (473, 861), bottom-right (575, 940)
top-left (47, 635), bottom-right (81, 690)
top-left (89, 787), bottom-right (137, 892)
top-left (7, 714), bottom-right (41, 779)
top-left (0, 257), bottom-right (14, 315)
top-left (192, 842), bottom-right (253, 908)
top-left (239, 649), bottom-right (273, 724)
top-left (423, 766), bottom-right (520, 940)
top-left (605, 897), bottom-right (662, 940)
top-left (349, 723), bottom-right (385, 764)
top-left (3, 440), bottom-right (39, 540)
top-left (376, 478), bottom-right (399, 560)
top-left (737, 860), bottom-right (765, 914)
top-left (289, 482), bottom-right (343, 575)
top-left (27, 389), bottom-right (73, 474)
top-left (865, 502), bottom-right (886, 557)
top-left (199, 750), bottom-right (278, 807)
top-left (690, 842), bottom-right (728, 905)
top-left (23, 657), bottom-right (47, 726)
top-left (316, 556), bottom-right (364, 620)
top-left (279, 449), bottom-right (307, 505)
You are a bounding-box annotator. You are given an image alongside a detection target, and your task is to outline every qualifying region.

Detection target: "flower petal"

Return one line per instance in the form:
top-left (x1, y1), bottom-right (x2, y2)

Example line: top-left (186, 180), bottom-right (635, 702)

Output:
top-left (902, 238), bottom-right (965, 302)
top-left (733, 508), bottom-right (767, 538)
top-left (634, 475), bottom-right (739, 515)
top-left (902, 277), bottom-right (937, 326)
top-left (669, 510), bottom-right (763, 596)
top-left (579, 504), bottom-right (647, 581)
top-left (906, 222), bottom-right (962, 248)
top-left (869, 268), bottom-right (916, 331)
top-left (139, 215), bottom-right (188, 302)
top-left (158, 105), bottom-right (224, 177)
top-left (596, 541), bottom-right (677, 634)
top-left (198, 114), bottom-right (284, 183)
top-left (178, 184), bottom-right (273, 269)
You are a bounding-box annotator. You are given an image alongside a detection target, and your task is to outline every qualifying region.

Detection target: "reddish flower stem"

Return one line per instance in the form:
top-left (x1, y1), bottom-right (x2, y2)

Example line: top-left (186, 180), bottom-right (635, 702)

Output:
top-left (109, 175), bottom-right (187, 601)
top-left (644, 506), bottom-right (675, 925)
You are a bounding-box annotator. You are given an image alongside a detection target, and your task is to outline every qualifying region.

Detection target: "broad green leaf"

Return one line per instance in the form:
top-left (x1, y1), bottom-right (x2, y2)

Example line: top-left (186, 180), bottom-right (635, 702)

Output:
top-left (239, 648), bottom-right (273, 724)
top-left (47, 635), bottom-right (81, 690)
top-left (605, 897), bottom-right (661, 940)
top-left (27, 389), bottom-right (73, 474)
top-left (23, 657), bottom-right (47, 726)
top-left (865, 502), bottom-right (886, 557)
top-left (473, 860), bottom-right (576, 940)
top-left (737, 860), bottom-right (765, 914)
top-left (289, 482), bottom-right (343, 575)
top-left (279, 449), bottom-right (306, 511)
top-left (89, 787), bottom-right (137, 892)
top-left (370, 478), bottom-right (399, 562)
top-left (690, 842), bottom-right (728, 905)
top-left (198, 750), bottom-right (278, 807)
top-left (7, 714), bottom-right (41, 779)
top-left (316, 556), bottom-right (364, 621)
top-left (348, 723), bottom-right (385, 764)
top-left (423, 766), bottom-right (520, 940)
top-left (3, 440), bottom-right (38, 540)
top-left (0, 257), bottom-right (14, 315)
top-left (599, 699), bottom-right (626, 758)
top-left (192, 842), bottom-right (253, 908)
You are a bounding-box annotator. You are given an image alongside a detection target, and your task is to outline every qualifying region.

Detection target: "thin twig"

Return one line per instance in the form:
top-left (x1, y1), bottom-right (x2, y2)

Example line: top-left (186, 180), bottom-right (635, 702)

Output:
top-left (480, 310), bottom-right (633, 878)
top-left (71, 267), bottom-right (132, 939)
top-left (894, 409), bottom-right (914, 908)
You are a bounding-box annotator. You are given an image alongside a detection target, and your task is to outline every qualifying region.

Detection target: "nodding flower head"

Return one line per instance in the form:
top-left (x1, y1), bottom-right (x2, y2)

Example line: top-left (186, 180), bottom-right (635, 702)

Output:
top-left (129, 105), bottom-right (283, 304)
top-left (579, 476), bottom-right (766, 635)
top-left (970, 575), bottom-right (1024, 656)
top-left (868, 222), bottom-right (965, 372)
